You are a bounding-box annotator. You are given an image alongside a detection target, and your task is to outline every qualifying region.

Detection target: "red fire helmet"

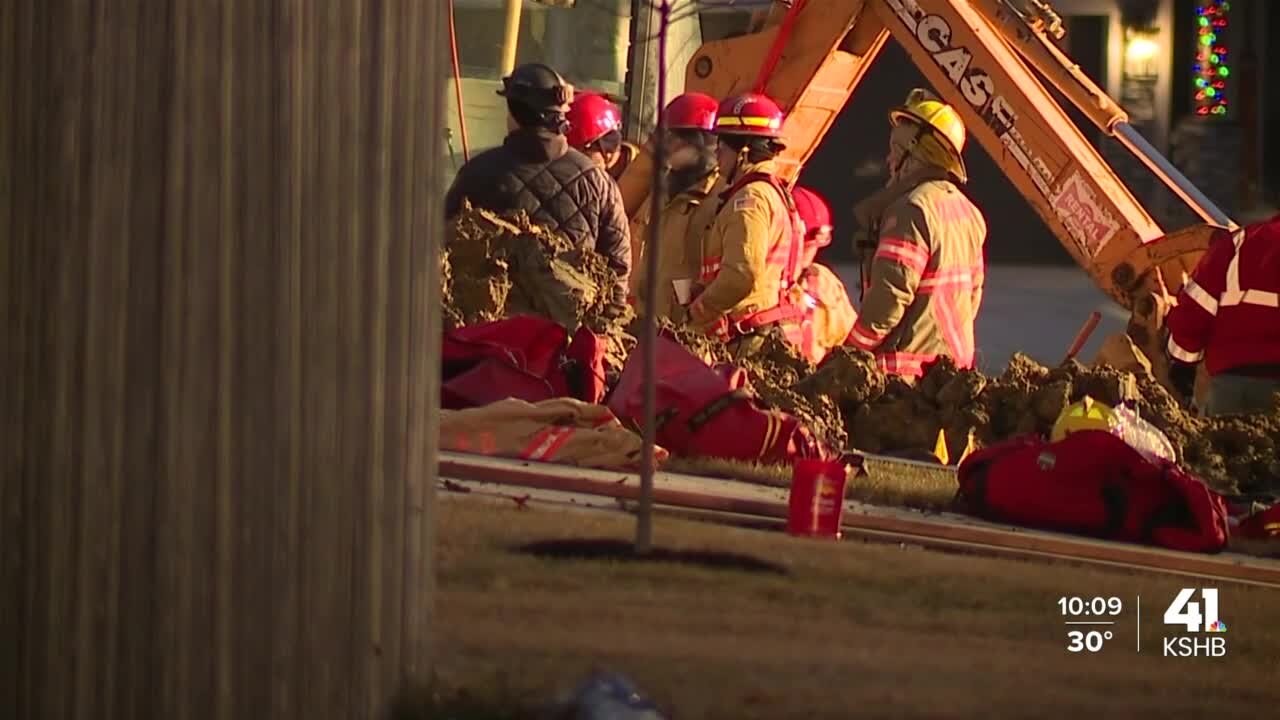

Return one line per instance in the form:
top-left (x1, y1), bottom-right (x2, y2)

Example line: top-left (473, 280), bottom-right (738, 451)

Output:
top-left (565, 92), bottom-right (622, 150)
top-left (793, 186), bottom-right (832, 248)
top-left (663, 92), bottom-right (718, 131)
top-left (793, 185), bottom-right (832, 267)
top-left (714, 92), bottom-right (785, 138)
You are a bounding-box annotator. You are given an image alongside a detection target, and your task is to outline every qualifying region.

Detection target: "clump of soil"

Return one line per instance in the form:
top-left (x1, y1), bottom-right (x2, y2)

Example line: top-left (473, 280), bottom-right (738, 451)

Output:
top-left (443, 205), bottom-right (634, 370)
top-left (438, 204), bottom-right (1280, 495)
top-left (790, 351), bottom-right (1279, 496)
top-left (640, 318), bottom-right (732, 367)
top-left (737, 330), bottom-right (847, 452)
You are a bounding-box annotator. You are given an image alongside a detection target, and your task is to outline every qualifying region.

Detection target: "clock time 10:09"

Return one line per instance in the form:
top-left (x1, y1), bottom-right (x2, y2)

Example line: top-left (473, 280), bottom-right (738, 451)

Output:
top-left (1059, 596), bottom-right (1122, 616)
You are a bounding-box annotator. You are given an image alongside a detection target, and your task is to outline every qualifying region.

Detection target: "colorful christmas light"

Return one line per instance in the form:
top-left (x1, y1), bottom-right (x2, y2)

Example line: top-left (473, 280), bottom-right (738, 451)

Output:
top-left (1194, 0), bottom-right (1232, 116)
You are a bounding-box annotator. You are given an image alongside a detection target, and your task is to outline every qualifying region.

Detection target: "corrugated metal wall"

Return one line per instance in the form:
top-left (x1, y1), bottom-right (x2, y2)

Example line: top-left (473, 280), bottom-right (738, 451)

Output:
top-left (1, 2), bottom-right (444, 717)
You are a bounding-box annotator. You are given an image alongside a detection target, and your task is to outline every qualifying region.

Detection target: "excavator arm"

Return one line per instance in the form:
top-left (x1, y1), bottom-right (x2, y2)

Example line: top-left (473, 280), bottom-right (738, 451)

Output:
top-left (626, 0), bottom-right (1240, 378)
top-left (680, 0), bottom-right (1235, 311)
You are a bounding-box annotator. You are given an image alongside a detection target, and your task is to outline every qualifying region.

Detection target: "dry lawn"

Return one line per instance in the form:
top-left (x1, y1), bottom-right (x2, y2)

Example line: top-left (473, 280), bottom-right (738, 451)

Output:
top-left (429, 496), bottom-right (1280, 719)
top-left (665, 454), bottom-right (959, 511)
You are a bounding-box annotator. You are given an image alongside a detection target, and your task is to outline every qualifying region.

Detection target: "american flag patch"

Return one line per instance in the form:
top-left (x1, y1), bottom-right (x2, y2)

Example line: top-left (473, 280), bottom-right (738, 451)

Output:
top-left (733, 196), bottom-right (758, 211)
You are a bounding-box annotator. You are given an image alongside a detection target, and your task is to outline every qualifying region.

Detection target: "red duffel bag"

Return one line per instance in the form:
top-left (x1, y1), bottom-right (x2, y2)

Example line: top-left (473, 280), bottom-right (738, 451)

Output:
top-left (607, 335), bottom-right (829, 464)
top-left (956, 430), bottom-right (1230, 553)
top-left (442, 316), bottom-right (607, 409)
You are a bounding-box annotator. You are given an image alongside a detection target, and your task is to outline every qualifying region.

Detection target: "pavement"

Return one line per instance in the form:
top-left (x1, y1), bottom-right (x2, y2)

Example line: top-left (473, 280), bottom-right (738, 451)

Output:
top-left (834, 262), bottom-right (1128, 373)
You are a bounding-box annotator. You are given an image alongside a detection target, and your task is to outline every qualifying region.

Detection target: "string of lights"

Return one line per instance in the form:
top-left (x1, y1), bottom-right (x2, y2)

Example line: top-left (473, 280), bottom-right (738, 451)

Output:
top-left (1193, 0), bottom-right (1232, 117)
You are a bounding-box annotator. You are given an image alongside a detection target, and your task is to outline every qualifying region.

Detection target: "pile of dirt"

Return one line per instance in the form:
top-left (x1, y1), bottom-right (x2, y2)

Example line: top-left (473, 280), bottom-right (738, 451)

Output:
top-left (443, 205), bottom-right (635, 370)
top-left (790, 350), bottom-right (1278, 496)
top-left (735, 330), bottom-right (847, 451)
top-left (438, 205), bottom-right (1280, 495)
top-left (647, 319), bottom-right (732, 367)
top-left (662, 326), bottom-right (1278, 494)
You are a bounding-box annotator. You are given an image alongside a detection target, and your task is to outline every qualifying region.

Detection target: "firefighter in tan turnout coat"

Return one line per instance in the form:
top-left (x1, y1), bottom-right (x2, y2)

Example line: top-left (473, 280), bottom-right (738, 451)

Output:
top-left (846, 89), bottom-right (988, 379)
top-left (625, 92), bottom-right (723, 320)
top-left (689, 92), bottom-right (808, 358)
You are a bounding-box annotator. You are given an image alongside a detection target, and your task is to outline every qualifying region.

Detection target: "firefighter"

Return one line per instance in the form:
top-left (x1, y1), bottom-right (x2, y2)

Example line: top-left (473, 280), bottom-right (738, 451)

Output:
top-left (1165, 214), bottom-right (1280, 416)
top-left (444, 63), bottom-right (631, 297)
top-left (687, 92), bottom-right (807, 358)
top-left (565, 91), bottom-right (641, 183)
top-left (789, 186), bottom-right (858, 363)
top-left (844, 88), bottom-right (988, 379)
top-left (627, 91), bottom-right (723, 319)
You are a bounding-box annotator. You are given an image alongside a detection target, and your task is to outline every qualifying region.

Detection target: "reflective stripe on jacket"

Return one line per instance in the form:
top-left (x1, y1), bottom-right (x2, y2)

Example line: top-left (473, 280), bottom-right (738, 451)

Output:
top-left (844, 179), bottom-right (987, 379)
top-left (1166, 216), bottom-right (1280, 376)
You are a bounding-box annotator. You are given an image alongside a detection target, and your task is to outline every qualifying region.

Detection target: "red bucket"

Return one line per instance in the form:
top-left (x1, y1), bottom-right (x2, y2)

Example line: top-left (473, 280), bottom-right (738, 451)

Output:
top-left (787, 459), bottom-right (850, 539)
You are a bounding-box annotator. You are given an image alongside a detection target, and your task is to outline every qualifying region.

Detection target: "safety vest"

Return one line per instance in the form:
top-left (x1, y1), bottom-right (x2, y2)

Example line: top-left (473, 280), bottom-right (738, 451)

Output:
top-left (1220, 227), bottom-right (1279, 309)
top-left (1166, 219), bottom-right (1280, 375)
top-left (701, 172), bottom-right (807, 347)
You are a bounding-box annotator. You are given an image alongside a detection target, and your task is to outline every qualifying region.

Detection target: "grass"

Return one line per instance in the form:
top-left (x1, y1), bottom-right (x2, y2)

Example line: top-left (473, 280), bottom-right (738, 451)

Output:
top-left (663, 454), bottom-right (960, 511)
top-left (429, 496), bottom-right (1280, 719)
top-left (662, 455), bottom-right (1280, 558)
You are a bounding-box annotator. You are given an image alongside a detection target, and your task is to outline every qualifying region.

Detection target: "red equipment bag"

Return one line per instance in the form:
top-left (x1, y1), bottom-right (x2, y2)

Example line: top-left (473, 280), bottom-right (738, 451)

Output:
top-left (558, 325), bottom-right (608, 403)
top-left (956, 430), bottom-right (1230, 553)
top-left (606, 334), bottom-right (829, 464)
top-left (1235, 504), bottom-right (1280, 541)
top-left (441, 316), bottom-right (607, 409)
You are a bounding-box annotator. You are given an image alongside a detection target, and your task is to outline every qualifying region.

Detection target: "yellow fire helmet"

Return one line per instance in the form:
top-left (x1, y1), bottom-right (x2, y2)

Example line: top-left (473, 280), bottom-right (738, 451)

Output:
top-left (889, 88), bottom-right (968, 182)
top-left (1050, 395), bottom-right (1120, 443)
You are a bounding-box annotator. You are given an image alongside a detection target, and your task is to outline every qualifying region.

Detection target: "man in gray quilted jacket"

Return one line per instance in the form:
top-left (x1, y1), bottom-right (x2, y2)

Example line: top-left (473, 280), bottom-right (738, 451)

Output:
top-left (445, 63), bottom-right (631, 296)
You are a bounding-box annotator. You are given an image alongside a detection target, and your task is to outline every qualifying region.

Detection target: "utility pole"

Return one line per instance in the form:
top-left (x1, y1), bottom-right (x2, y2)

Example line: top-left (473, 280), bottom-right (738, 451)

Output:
top-left (1, 2), bottom-right (444, 716)
top-left (635, 0), bottom-right (673, 556)
top-left (500, 0), bottom-right (525, 76)
top-left (623, 0), bottom-right (664, 143)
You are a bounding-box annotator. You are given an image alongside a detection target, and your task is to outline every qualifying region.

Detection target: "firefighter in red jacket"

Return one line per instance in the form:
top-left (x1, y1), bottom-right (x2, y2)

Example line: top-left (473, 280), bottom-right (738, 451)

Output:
top-left (688, 92), bottom-right (806, 358)
top-left (1165, 214), bottom-right (1280, 415)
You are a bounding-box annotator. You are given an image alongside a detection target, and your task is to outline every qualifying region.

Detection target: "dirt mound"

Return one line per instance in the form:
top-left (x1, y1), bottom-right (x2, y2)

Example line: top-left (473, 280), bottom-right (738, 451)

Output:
top-left (707, 333), bottom-right (1278, 494)
top-left (796, 351), bottom-right (1277, 496)
top-left (737, 330), bottom-right (847, 452)
top-left (646, 319), bottom-right (732, 366)
top-left (438, 205), bottom-right (1280, 495)
top-left (443, 205), bottom-right (634, 370)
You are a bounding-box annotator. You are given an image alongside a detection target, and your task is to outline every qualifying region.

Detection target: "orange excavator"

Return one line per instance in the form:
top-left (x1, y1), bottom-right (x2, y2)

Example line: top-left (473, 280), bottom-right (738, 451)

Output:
top-left (621, 0), bottom-right (1237, 385)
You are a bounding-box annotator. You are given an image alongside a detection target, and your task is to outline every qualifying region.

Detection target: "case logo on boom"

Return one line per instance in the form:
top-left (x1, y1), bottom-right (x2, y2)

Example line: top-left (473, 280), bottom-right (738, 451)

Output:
top-left (885, 0), bottom-right (1017, 138)
top-left (886, 0), bottom-right (1053, 196)
top-left (885, 0), bottom-right (1116, 254)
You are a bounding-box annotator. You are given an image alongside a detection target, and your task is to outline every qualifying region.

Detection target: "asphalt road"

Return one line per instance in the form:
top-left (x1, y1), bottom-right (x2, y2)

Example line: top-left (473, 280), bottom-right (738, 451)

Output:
top-left (834, 262), bottom-right (1128, 373)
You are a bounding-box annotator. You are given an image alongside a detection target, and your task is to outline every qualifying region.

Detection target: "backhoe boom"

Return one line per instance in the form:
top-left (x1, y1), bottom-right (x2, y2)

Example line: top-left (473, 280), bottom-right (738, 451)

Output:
top-left (676, 0), bottom-right (1232, 315)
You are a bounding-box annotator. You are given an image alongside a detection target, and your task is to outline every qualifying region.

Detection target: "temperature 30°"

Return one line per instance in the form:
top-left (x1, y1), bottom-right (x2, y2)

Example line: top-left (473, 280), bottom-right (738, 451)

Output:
top-left (1067, 630), bottom-right (1113, 652)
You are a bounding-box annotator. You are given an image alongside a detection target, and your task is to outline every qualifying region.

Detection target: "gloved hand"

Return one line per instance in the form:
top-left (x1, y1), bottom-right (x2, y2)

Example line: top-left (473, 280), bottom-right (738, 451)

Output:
top-left (1169, 360), bottom-right (1198, 403)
